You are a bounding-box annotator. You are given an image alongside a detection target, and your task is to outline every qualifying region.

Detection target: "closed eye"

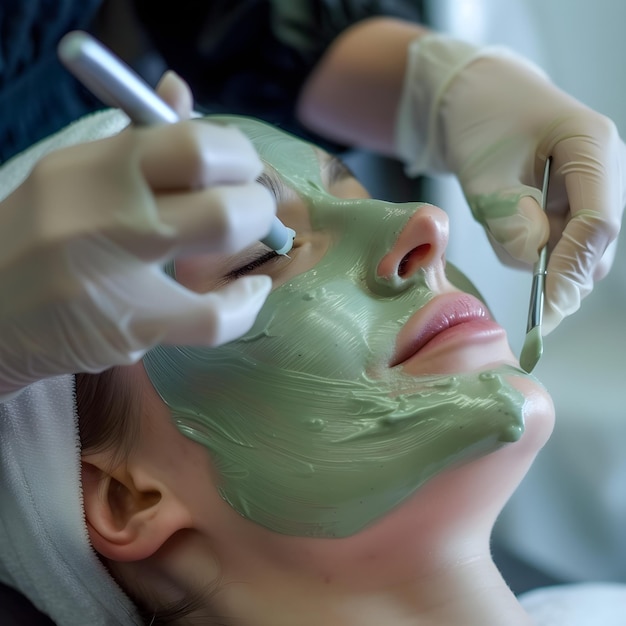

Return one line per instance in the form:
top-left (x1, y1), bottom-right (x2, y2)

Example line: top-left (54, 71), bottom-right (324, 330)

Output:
top-left (224, 167), bottom-right (291, 280)
top-left (226, 250), bottom-right (279, 280)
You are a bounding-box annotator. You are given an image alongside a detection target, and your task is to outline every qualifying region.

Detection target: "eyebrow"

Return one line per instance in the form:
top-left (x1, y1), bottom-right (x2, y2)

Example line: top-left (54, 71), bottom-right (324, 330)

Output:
top-left (257, 169), bottom-right (285, 202)
top-left (256, 154), bottom-right (356, 199)
top-left (325, 154), bottom-right (357, 187)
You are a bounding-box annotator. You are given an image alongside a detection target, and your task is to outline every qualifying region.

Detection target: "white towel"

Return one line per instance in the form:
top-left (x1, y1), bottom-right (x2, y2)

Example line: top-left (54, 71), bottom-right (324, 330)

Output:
top-left (0, 108), bottom-right (130, 203)
top-left (0, 376), bottom-right (140, 624)
top-left (520, 583), bottom-right (626, 625)
top-left (0, 110), bottom-right (140, 624)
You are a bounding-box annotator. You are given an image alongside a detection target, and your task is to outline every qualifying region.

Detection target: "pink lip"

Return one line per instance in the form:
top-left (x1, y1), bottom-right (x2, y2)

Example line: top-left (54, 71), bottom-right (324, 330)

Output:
top-left (390, 293), bottom-right (505, 367)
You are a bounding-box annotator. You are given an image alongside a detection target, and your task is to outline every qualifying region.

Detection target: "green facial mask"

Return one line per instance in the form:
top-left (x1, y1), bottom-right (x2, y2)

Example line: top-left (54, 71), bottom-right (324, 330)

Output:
top-left (144, 117), bottom-right (527, 538)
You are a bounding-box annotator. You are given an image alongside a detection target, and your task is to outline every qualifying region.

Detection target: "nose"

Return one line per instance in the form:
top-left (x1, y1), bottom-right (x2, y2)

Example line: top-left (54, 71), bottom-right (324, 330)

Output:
top-left (377, 204), bottom-right (449, 284)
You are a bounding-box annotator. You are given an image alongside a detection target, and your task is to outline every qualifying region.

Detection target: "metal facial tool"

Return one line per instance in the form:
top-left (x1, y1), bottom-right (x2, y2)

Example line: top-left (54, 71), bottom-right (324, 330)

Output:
top-left (57, 30), bottom-right (295, 256)
top-left (519, 156), bottom-right (551, 373)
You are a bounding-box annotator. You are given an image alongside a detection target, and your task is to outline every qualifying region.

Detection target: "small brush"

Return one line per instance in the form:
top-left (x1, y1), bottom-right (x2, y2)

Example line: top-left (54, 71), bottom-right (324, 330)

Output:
top-left (57, 30), bottom-right (295, 256)
top-left (519, 157), bottom-right (551, 373)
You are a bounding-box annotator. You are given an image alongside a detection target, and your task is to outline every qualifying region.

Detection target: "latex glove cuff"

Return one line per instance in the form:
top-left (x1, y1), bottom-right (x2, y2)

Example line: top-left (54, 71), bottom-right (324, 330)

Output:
top-left (394, 33), bottom-right (547, 176)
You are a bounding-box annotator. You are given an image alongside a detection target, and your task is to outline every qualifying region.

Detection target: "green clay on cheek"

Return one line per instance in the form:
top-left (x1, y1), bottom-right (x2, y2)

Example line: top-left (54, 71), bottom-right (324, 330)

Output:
top-left (143, 117), bottom-right (527, 538)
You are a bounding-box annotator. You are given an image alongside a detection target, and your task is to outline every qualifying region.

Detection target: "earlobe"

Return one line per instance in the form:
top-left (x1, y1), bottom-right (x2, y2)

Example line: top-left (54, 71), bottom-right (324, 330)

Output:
top-left (81, 457), bottom-right (191, 563)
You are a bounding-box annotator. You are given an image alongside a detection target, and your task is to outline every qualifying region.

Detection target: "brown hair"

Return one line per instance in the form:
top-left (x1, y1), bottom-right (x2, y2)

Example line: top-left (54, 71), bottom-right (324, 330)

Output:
top-left (76, 367), bottom-right (140, 464)
top-left (75, 369), bottom-right (227, 625)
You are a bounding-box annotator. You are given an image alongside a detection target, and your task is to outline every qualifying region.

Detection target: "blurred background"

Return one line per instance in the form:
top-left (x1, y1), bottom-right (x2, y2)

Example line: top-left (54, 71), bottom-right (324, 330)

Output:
top-left (416, 0), bottom-right (626, 593)
top-left (347, 0), bottom-right (626, 594)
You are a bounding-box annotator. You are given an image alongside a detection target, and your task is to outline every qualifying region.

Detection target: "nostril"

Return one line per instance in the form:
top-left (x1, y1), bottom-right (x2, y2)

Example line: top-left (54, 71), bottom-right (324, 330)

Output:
top-left (398, 244), bottom-right (431, 277)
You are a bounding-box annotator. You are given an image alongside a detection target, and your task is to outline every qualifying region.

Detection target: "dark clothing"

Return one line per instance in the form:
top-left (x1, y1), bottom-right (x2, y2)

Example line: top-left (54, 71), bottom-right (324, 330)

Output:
top-left (0, 0), bottom-right (103, 163)
top-left (0, 0), bottom-right (423, 164)
top-left (133, 0), bottom-right (423, 148)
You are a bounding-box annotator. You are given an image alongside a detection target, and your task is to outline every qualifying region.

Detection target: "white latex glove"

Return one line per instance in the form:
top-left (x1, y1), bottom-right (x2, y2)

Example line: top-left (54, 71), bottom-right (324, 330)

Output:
top-left (0, 74), bottom-right (275, 399)
top-left (396, 34), bottom-right (626, 334)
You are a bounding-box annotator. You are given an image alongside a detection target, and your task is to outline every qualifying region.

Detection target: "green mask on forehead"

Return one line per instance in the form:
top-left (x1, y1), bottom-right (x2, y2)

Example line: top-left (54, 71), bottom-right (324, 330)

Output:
top-left (143, 116), bottom-right (527, 538)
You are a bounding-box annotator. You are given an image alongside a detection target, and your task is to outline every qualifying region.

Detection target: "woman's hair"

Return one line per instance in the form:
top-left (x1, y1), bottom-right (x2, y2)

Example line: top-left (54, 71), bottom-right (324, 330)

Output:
top-left (75, 367), bottom-right (140, 467)
top-left (75, 369), bottom-right (228, 625)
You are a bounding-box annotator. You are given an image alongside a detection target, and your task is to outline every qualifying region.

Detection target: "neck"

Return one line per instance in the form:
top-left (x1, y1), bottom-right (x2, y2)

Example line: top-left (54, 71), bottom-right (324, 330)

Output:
top-left (219, 539), bottom-right (531, 626)
top-left (176, 429), bottom-right (546, 625)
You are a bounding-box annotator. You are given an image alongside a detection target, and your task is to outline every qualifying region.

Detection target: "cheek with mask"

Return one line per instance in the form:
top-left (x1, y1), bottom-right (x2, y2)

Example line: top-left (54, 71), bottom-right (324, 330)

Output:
top-left (143, 117), bottom-right (529, 538)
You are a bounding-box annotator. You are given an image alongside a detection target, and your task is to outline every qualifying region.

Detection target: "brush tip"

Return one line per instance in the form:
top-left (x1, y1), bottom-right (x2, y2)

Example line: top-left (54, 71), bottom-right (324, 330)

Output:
top-left (519, 325), bottom-right (543, 373)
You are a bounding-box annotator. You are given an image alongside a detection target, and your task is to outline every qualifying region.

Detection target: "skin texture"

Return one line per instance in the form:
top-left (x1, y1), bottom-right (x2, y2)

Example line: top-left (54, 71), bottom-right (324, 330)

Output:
top-left (297, 17), bottom-right (428, 155)
top-left (81, 117), bottom-right (555, 625)
top-left (144, 117), bottom-right (529, 538)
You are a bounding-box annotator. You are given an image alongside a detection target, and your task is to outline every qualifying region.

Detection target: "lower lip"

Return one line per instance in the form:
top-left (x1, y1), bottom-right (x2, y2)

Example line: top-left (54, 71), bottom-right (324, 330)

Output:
top-left (400, 319), bottom-right (506, 364)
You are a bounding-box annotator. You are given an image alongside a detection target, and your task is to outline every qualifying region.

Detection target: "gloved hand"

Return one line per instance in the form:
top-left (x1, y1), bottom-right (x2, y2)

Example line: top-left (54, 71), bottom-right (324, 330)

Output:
top-left (0, 72), bottom-right (275, 399)
top-left (396, 33), bottom-right (626, 334)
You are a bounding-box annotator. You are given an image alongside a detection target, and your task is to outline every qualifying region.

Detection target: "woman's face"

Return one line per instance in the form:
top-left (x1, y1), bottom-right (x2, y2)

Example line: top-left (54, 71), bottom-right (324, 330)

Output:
top-left (143, 116), bottom-right (550, 539)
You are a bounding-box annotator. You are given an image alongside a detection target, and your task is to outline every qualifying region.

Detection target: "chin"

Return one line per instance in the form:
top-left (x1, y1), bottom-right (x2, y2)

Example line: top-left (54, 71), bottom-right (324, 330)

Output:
top-left (506, 372), bottom-right (555, 449)
top-left (363, 377), bottom-right (554, 561)
top-left (296, 382), bottom-right (555, 588)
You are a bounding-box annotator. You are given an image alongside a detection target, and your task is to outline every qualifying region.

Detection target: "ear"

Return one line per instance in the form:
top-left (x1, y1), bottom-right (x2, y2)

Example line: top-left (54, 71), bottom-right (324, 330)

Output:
top-left (81, 455), bottom-right (192, 563)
